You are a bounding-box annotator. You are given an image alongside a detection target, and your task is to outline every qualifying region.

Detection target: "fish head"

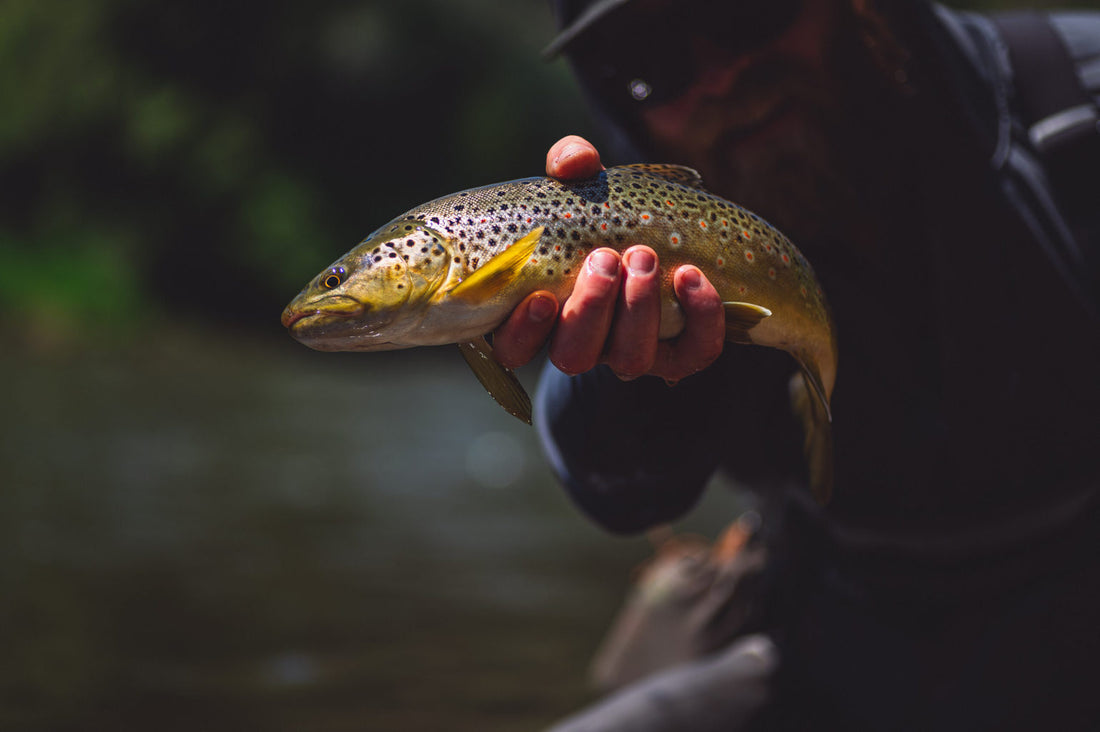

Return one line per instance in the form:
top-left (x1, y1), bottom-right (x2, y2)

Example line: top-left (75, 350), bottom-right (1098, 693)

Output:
top-left (281, 220), bottom-right (457, 351)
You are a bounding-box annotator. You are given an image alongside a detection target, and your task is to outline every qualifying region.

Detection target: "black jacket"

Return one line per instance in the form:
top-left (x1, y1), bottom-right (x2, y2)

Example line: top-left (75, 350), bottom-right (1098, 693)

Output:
top-left (537, 4), bottom-right (1100, 594)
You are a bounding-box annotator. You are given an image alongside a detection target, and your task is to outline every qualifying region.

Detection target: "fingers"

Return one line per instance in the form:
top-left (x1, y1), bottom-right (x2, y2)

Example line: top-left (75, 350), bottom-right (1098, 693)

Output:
top-left (492, 291), bottom-right (559, 369)
top-left (496, 251), bottom-right (726, 382)
top-left (546, 135), bottom-right (603, 180)
top-left (549, 249), bottom-right (622, 375)
top-left (651, 266), bottom-right (726, 382)
top-left (605, 247), bottom-right (661, 379)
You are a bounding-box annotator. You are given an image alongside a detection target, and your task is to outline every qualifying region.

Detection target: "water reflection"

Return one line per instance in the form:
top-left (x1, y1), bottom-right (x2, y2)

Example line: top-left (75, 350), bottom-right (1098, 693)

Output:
top-left (0, 328), bottom-right (744, 730)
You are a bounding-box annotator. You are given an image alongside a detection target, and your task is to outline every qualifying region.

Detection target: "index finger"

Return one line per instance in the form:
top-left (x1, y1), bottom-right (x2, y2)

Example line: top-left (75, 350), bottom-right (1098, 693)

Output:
top-left (546, 135), bottom-right (603, 180)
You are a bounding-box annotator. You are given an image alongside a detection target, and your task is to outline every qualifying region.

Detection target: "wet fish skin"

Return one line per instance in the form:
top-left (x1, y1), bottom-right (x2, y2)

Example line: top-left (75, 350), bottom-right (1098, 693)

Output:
top-left (282, 164), bottom-right (838, 499)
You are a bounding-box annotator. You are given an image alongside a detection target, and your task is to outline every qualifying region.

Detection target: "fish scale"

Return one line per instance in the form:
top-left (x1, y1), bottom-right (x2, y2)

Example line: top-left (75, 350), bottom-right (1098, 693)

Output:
top-left (282, 164), bottom-right (838, 502)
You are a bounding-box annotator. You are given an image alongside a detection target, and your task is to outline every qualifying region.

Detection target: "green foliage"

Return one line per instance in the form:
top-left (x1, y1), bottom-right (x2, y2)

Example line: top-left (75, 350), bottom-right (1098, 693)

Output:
top-left (0, 0), bottom-right (593, 336)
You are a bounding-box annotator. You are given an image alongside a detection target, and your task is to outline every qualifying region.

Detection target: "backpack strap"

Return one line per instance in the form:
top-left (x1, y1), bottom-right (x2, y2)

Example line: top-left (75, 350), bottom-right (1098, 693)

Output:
top-left (992, 12), bottom-right (1100, 225)
top-left (991, 11), bottom-right (1100, 315)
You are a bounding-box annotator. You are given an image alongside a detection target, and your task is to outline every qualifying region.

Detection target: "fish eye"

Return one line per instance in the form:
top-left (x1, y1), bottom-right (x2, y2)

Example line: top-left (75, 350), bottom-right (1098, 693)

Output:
top-left (322, 267), bottom-right (346, 289)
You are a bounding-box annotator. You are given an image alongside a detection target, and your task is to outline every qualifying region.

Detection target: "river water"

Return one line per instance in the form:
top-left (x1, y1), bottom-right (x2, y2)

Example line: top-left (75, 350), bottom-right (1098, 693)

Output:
top-left (0, 326), bottom-right (744, 731)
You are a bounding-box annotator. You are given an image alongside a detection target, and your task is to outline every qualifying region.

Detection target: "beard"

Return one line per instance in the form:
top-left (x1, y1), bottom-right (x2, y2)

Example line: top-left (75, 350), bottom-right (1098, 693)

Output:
top-left (641, 53), bottom-right (870, 248)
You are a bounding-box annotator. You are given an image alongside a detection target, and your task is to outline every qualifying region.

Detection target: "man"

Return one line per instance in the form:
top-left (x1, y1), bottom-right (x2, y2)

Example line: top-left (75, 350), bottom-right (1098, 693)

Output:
top-left (495, 1), bottom-right (1100, 729)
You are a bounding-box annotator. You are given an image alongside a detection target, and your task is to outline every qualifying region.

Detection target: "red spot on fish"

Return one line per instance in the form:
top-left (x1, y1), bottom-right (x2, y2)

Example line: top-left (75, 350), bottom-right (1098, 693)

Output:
top-left (564, 212), bottom-right (572, 218)
top-left (481, 218), bottom-right (487, 223)
top-left (742, 231), bottom-right (751, 239)
top-left (604, 202), bottom-right (611, 208)
top-left (768, 267), bottom-right (777, 279)
top-left (699, 220), bottom-right (707, 229)
top-left (526, 217), bottom-right (533, 224)
top-left (782, 253), bottom-right (791, 265)
top-left (739, 286), bottom-right (747, 294)
top-left (601, 223), bottom-right (608, 230)
top-left (666, 200), bottom-right (675, 206)
top-left (745, 251), bottom-right (754, 262)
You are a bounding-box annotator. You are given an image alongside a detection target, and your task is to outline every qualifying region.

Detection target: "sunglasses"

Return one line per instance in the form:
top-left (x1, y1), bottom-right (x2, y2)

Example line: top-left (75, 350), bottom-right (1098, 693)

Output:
top-left (575, 0), bottom-right (805, 110)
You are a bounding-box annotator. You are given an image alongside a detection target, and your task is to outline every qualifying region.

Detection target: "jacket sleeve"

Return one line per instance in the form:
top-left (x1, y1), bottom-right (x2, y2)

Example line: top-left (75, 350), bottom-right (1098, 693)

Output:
top-left (534, 347), bottom-right (805, 534)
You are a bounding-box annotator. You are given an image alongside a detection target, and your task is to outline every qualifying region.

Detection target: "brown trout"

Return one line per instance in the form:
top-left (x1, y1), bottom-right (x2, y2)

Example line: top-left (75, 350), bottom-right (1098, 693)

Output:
top-left (282, 164), bottom-right (837, 500)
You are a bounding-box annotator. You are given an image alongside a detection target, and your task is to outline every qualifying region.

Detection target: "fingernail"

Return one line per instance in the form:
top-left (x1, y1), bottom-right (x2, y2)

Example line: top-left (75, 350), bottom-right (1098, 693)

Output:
top-left (625, 249), bottom-right (656, 275)
top-left (528, 295), bottom-right (556, 323)
top-left (681, 267), bottom-right (702, 290)
top-left (588, 250), bottom-right (619, 277)
top-left (555, 143), bottom-right (583, 166)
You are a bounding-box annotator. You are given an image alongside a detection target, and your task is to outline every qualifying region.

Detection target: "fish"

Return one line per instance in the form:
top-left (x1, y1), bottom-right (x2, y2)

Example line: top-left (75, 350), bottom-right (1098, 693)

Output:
top-left (282, 164), bottom-right (838, 501)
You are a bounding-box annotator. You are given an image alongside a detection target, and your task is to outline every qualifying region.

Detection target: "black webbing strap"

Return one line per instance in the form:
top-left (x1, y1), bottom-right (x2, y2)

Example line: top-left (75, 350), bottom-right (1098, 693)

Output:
top-left (992, 11), bottom-right (1100, 315)
top-left (992, 11), bottom-right (1100, 215)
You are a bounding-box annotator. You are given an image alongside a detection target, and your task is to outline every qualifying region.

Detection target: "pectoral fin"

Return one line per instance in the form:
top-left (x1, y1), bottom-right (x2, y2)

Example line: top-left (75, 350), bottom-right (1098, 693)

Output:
top-left (722, 302), bottom-right (772, 344)
top-left (458, 337), bottom-right (533, 425)
top-left (446, 226), bottom-right (544, 301)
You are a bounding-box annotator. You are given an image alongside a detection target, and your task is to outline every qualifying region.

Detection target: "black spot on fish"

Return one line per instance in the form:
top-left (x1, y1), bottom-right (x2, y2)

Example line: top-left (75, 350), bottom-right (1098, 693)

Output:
top-left (454, 204), bottom-right (465, 211)
top-left (431, 217), bottom-right (440, 224)
top-left (507, 224), bottom-right (518, 233)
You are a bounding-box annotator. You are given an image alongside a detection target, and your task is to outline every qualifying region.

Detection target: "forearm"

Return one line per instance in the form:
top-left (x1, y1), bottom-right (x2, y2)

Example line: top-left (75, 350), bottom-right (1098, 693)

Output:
top-left (535, 348), bottom-right (805, 534)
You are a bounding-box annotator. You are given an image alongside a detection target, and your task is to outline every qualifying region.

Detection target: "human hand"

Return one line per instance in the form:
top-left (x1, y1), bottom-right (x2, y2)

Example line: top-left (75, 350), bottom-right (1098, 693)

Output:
top-left (492, 135), bottom-right (726, 382)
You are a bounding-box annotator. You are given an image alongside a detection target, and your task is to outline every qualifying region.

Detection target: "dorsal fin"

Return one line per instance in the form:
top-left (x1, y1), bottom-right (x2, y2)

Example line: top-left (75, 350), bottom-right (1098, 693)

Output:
top-left (618, 164), bottom-right (705, 189)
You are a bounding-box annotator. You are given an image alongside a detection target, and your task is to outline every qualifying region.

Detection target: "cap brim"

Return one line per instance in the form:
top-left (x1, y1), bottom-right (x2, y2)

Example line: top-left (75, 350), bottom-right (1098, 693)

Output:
top-left (542, 0), bottom-right (635, 58)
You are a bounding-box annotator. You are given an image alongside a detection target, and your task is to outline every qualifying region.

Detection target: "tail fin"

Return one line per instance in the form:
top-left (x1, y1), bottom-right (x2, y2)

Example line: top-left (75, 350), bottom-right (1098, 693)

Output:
top-left (789, 370), bottom-right (833, 504)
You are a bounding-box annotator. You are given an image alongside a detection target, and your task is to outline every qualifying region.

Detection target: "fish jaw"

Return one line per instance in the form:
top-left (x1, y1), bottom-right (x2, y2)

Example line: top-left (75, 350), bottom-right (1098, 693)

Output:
top-left (283, 294), bottom-right (414, 352)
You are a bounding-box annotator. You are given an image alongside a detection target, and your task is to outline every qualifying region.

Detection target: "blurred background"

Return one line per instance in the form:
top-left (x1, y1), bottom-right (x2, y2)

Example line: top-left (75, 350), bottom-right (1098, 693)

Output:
top-left (0, 0), bottom-right (1085, 729)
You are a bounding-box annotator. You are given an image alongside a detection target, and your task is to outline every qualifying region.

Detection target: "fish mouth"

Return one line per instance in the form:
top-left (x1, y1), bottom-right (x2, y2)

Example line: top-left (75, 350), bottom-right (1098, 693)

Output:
top-left (281, 295), bottom-right (365, 331)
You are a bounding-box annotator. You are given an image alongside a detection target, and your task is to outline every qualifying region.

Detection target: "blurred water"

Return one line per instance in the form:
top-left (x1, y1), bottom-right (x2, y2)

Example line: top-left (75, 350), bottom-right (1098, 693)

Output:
top-left (0, 328), bottom-right (745, 731)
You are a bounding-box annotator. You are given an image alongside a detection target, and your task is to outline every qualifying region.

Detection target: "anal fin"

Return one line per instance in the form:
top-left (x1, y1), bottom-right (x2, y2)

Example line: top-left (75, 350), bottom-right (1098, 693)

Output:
top-left (458, 337), bottom-right (533, 425)
top-left (722, 302), bottom-right (772, 344)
